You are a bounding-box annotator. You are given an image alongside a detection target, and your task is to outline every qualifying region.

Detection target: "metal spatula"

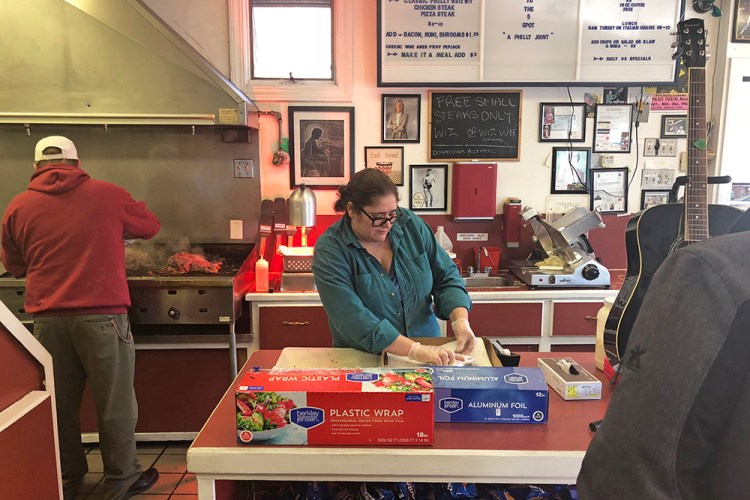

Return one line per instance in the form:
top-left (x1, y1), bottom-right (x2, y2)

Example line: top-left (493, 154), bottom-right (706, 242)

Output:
top-left (258, 199), bottom-right (274, 259)
top-left (273, 197), bottom-right (287, 255)
top-left (285, 197), bottom-right (297, 247)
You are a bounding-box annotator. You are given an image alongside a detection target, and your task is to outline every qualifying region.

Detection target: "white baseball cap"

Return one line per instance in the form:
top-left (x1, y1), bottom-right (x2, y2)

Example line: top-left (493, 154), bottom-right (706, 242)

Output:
top-left (34, 136), bottom-right (78, 162)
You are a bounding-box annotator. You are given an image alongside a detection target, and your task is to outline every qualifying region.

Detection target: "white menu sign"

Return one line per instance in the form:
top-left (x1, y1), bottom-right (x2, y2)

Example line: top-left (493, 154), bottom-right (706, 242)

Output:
top-left (379, 0), bottom-right (682, 85)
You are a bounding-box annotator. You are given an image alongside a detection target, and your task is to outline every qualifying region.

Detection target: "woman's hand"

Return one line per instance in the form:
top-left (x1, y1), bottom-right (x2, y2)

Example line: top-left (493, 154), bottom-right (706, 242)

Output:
top-left (451, 318), bottom-right (477, 355)
top-left (408, 342), bottom-right (463, 366)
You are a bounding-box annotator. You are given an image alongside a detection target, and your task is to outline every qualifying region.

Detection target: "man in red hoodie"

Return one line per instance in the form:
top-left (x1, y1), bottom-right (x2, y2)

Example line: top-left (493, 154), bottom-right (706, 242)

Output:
top-left (1, 136), bottom-right (161, 499)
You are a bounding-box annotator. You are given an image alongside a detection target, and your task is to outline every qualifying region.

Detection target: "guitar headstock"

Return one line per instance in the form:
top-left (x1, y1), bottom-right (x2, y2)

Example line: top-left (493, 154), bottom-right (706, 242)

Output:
top-left (675, 18), bottom-right (706, 69)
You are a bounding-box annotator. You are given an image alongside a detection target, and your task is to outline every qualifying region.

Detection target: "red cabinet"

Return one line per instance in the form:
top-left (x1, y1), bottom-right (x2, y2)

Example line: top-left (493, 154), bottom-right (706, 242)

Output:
top-left (551, 302), bottom-right (601, 336)
top-left (447, 302), bottom-right (543, 337)
top-left (258, 306), bottom-right (332, 349)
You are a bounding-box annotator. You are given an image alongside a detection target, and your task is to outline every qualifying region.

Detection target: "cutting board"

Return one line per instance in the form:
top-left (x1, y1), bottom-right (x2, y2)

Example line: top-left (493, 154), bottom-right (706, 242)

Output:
top-left (274, 347), bottom-right (380, 369)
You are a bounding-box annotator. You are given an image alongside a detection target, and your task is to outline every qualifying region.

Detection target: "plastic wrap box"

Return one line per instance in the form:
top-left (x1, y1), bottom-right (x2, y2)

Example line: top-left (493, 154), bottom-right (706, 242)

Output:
top-left (432, 367), bottom-right (548, 424)
top-left (236, 368), bottom-right (433, 446)
top-left (537, 357), bottom-right (602, 401)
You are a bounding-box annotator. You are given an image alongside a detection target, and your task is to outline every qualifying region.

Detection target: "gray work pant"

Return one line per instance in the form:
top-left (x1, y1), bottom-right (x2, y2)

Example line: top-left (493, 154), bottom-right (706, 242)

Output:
top-left (34, 314), bottom-right (142, 500)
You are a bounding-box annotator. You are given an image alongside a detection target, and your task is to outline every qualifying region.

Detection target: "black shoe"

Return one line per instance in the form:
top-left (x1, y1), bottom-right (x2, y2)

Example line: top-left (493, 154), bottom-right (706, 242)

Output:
top-left (126, 467), bottom-right (159, 497)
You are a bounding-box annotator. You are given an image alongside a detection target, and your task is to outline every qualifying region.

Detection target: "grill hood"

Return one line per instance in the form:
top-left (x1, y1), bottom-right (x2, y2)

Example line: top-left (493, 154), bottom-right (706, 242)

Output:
top-left (0, 0), bottom-right (258, 127)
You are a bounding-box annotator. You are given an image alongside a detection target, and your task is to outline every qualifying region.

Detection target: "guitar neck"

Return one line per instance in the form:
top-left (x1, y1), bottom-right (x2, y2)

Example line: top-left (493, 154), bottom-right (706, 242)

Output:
top-left (684, 67), bottom-right (709, 242)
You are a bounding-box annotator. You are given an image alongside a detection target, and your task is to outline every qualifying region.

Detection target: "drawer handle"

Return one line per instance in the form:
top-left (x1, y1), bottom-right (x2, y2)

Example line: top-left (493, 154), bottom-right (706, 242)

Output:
top-left (584, 315), bottom-right (597, 320)
top-left (282, 321), bottom-right (310, 327)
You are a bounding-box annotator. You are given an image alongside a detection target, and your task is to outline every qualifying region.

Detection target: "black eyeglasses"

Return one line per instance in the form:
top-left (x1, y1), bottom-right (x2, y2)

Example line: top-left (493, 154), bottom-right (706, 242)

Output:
top-left (360, 208), bottom-right (402, 227)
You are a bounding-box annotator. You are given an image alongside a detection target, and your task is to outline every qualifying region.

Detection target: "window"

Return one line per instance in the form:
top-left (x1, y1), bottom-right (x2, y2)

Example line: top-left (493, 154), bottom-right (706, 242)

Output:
top-left (229, 0), bottom-right (352, 102)
top-left (251, 0), bottom-right (332, 80)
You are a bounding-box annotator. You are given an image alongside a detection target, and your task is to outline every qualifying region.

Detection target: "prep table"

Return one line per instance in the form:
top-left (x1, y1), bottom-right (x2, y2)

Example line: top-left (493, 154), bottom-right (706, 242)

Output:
top-left (188, 349), bottom-right (613, 499)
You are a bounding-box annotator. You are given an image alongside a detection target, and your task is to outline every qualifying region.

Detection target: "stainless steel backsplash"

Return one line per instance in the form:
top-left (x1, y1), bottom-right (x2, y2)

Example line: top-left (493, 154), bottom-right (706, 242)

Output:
top-left (0, 125), bottom-right (261, 245)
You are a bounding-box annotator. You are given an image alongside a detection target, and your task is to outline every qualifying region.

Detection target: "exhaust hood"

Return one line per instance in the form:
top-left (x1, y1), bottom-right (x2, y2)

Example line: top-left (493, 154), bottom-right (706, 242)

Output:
top-left (0, 0), bottom-right (258, 127)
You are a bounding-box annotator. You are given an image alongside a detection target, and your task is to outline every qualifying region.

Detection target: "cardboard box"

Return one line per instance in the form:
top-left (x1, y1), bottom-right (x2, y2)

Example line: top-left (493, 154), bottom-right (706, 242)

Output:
top-left (432, 367), bottom-right (548, 424)
top-left (537, 357), bottom-right (602, 401)
top-left (236, 368), bottom-right (433, 446)
top-left (382, 337), bottom-right (503, 367)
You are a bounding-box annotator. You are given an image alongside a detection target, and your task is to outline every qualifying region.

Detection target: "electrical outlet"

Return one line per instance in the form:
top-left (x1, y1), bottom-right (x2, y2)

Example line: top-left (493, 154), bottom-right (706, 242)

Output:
top-left (644, 138), bottom-right (678, 157)
top-left (233, 159), bottom-right (254, 178)
top-left (230, 219), bottom-right (243, 239)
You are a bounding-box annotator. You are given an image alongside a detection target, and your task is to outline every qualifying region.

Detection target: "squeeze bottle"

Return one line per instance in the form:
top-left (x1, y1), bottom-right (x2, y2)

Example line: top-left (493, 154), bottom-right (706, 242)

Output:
top-left (434, 226), bottom-right (453, 253)
top-left (255, 257), bottom-right (269, 292)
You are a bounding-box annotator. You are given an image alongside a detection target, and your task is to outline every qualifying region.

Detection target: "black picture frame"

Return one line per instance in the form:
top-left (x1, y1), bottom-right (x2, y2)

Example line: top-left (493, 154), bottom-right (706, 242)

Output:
top-left (590, 167), bottom-right (629, 214)
top-left (409, 164), bottom-right (448, 211)
top-left (382, 94), bottom-right (421, 143)
top-left (539, 103), bottom-right (586, 142)
top-left (551, 147), bottom-right (590, 194)
top-left (593, 104), bottom-right (633, 154)
top-left (640, 189), bottom-right (670, 210)
top-left (364, 146), bottom-right (404, 186)
top-left (660, 115), bottom-right (688, 138)
top-left (288, 106), bottom-right (355, 189)
top-left (733, 0), bottom-right (750, 43)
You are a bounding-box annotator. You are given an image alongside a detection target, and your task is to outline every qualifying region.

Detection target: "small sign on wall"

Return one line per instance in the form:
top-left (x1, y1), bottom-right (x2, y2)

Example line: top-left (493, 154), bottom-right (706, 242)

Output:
top-left (456, 233), bottom-right (489, 242)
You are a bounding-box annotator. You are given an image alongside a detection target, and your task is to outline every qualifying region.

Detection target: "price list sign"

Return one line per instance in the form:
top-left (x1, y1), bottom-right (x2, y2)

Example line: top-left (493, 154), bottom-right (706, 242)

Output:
top-left (379, 0), bottom-right (682, 85)
top-left (380, 0), bottom-right (481, 83)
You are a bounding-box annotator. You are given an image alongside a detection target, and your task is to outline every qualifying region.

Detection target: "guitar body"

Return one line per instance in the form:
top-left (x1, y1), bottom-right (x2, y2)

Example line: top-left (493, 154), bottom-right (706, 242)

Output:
top-left (603, 203), bottom-right (742, 367)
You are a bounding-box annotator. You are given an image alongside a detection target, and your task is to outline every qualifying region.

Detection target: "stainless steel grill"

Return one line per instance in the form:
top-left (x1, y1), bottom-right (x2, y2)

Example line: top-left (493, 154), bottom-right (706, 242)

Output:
top-left (0, 243), bottom-right (254, 377)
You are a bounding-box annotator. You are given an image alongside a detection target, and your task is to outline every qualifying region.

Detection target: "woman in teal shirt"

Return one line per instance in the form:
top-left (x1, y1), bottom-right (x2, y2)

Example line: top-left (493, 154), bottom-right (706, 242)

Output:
top-left (312, 169), bottom-right (475, 365)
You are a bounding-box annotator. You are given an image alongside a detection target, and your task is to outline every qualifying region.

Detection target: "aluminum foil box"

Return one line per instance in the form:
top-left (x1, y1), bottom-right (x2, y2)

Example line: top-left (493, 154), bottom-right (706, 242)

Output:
top-left (236, 368), bottom-right (433, 446)
top-left (433, 367), bottom-right (548, 424)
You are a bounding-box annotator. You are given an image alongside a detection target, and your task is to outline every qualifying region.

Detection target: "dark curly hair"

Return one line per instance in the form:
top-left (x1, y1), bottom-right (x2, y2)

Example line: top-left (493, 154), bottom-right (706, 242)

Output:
top-left (333, 169), bottom-right (400, 213)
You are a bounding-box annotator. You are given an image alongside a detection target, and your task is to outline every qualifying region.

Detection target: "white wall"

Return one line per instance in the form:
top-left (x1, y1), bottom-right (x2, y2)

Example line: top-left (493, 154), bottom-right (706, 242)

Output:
top-left (152, 1), bottom-right (729, 216)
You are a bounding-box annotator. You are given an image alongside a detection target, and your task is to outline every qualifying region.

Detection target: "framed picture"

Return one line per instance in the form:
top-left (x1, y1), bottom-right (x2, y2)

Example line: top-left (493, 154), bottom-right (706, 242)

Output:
top-left (551, 147), bottom-right (590, 194)
top-left (593, 104), bottom-right (633, 153)
top-left (731, 182), bottom-right (750, 205)
top-left (382, 94), bottom-right (421, 143)
top-left (733, 0), bottom-right (750, 43)
top-left (590, 167), bottom-right (629, 214)
top-left (539, 103), bottom-right (586, 142)
top-left (640, 190), bottom-right (670, 210)
top-left (409, 164), bottom-right (447, 211)
top-left (288, 106), bottom-right (355, 188)
top-left (364, 146), bottom-right (404, 186)
top-left (660, 115), bottom-right (687, 138)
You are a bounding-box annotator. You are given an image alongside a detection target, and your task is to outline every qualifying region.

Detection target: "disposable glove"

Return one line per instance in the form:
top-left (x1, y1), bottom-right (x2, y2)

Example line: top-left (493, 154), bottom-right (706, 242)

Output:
top-left (407, 342), bottom-right (458, 366)
top-left (451, 318), bottom-right (477, 355)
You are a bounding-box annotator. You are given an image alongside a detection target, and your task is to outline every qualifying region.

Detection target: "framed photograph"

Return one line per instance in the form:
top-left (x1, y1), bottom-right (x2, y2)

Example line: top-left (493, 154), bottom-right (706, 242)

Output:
top-left (364, 146), bottom-right (404, 186)
top-left (590, 167), bottom-right (629, 214)
top-left (660, 115), bottom-right (688, 138)
top-left (731, 182), bottom-right (750, 205)
top-left (382, 94), bottom-right (421, 143)
top-left (733, 0), bottom-right (750, 43)
top-left (410, 164), bottom-right (447, 211)
top-left (288, 106), bottom-right (355, 188)
top-left (593, 104), bottom-right (633, 153)
top-left (539, 103), bottom-right (586, 142)
top-left (640, 190), bottom-right (670, 210)
top-left (551, 147), bottom-right (590, 194)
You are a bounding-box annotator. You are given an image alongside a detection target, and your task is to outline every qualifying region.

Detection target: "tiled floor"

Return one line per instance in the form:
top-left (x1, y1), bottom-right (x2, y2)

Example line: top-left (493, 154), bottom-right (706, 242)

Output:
top-left (74, 441), bottom-right (197, 499)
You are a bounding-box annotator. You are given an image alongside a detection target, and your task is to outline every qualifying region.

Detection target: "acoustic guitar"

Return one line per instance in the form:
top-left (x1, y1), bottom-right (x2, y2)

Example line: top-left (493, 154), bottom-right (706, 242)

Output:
top-left (602, 18), bottom-right (741, 375)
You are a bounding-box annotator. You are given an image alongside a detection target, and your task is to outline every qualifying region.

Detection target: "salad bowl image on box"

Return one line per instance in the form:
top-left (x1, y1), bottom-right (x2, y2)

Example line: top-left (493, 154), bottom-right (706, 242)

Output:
top-left (235, 368), bottom-right (434, 446)
top-left (236, 391), bottom-right (298, 443)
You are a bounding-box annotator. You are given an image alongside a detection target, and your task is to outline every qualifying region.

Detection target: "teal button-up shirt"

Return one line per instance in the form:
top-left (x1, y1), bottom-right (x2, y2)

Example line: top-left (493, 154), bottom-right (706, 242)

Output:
top-left (312, 208), bottom-right (471, 354)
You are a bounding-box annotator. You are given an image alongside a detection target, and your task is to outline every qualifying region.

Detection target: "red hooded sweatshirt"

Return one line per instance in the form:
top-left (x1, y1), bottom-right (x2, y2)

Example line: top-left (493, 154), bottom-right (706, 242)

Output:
top-left (1, 163), bottom-right (160, 316)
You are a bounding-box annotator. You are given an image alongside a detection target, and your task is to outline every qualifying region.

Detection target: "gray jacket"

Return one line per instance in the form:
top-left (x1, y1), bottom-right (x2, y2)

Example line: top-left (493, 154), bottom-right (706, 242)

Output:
top-left (578, 230), bottom-right (750, 499)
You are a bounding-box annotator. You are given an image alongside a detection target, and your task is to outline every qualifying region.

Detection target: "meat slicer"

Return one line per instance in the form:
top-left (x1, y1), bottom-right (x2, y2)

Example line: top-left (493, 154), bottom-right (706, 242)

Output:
top-left (508, 207), bottom-right (610, 288)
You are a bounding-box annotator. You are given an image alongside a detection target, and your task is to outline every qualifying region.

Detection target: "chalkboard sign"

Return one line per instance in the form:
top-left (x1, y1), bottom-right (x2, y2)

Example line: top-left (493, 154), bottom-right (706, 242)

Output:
top-left (428, 90), bottom-right (522, 161)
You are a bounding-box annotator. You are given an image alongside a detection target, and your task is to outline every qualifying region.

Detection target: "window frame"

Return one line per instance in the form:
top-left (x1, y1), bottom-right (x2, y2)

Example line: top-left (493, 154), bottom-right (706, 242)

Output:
top-left (229, 0), bottom-right (353, 102)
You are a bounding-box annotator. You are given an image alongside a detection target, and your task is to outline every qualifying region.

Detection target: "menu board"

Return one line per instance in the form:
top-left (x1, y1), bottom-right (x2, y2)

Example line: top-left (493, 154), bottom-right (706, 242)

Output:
top-left (378, 0), bottom-right (683, 86)
top-left (428, 90), bottom-right (522, 161)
